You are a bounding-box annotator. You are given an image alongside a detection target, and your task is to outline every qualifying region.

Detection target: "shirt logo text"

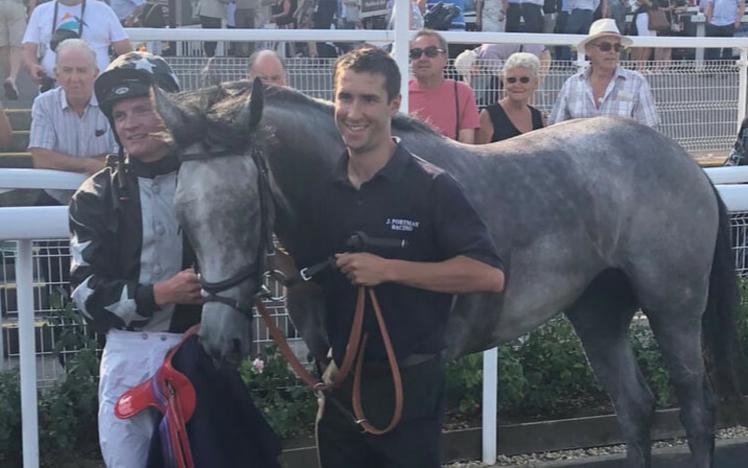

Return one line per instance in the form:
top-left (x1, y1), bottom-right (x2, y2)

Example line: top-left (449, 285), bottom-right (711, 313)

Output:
top-left (386, 218), bottom-right (420, 232)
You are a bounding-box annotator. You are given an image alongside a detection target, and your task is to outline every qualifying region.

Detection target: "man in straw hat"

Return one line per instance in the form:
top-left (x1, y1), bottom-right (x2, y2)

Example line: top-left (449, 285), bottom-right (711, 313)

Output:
top-left (549, 18), bottom-right (658, 128)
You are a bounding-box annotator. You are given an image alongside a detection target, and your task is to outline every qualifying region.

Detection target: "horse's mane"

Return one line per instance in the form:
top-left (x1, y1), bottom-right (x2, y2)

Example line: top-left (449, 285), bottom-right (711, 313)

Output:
top-left (172, 80), bottom-right (440, 147)
top-left (170, 81), bottom-right (268, 152)
top-left (263, 83), bottom-right (441, 137)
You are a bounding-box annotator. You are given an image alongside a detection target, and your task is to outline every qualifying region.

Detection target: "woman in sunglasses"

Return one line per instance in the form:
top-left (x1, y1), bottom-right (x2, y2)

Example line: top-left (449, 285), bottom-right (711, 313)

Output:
top-left (477, 52), bottom-right (545, 144)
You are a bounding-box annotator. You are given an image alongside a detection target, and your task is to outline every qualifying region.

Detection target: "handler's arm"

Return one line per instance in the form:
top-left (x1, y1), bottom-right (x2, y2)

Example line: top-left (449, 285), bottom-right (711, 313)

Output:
top-left (335, 252), bottom-right (504, 293)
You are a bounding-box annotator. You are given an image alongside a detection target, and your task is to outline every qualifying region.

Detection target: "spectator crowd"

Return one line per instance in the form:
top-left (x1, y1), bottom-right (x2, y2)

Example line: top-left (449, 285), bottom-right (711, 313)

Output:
top-left (1, 0), bottom-right (744, 199)
top-left (1, 0), bottom-right (716, 202)
top-left (7, 0), bottom-right (745, 204)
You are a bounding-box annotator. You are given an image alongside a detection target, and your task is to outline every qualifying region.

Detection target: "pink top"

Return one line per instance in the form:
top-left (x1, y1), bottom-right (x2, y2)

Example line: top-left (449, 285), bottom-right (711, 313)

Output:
top-left (408, 79), bottom-right (481, 140)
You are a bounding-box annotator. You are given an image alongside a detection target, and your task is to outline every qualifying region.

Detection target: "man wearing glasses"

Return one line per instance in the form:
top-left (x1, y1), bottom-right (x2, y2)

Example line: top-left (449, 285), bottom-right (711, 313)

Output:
top-left (408, 29), bottom-right (480, 143)
top-left (549, 19), bottom-right (658, 128)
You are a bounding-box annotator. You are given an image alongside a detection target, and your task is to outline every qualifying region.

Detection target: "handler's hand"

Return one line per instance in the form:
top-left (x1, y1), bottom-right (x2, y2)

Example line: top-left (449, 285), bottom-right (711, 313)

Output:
top-left (335, 252), bottom-right (391, 286)
top-left (154, 268), bottom-right (203, 306)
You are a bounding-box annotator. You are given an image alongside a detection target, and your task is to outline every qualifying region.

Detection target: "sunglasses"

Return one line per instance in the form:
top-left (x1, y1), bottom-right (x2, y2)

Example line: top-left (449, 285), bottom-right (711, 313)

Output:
top-left (506, 76), bottom-right (532, 84)
top-left (591, 42), bottom-right (623, 52)
top-left (409, 46), bottom-right (446, 59)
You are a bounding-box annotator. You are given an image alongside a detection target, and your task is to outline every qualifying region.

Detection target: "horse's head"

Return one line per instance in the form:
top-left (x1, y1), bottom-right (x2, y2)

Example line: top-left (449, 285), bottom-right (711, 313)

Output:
top-left (155, 79), bottom-right (273, 366)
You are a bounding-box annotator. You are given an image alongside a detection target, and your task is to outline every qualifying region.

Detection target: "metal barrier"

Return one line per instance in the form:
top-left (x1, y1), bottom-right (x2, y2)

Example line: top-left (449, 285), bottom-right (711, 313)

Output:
top-left (0, 239), bottom-right (300, 380)
top-left (158, 55), bottom-right (739, 156)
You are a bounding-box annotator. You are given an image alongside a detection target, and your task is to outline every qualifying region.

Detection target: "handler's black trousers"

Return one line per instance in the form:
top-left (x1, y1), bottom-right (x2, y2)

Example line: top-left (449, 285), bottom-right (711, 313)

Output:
top-left (316, 355), bottom-right (446, 468)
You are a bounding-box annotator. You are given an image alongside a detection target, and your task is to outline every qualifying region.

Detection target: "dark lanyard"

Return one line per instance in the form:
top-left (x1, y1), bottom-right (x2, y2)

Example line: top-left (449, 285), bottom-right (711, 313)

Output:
top-left (52, 0), bottom-right (86, 38)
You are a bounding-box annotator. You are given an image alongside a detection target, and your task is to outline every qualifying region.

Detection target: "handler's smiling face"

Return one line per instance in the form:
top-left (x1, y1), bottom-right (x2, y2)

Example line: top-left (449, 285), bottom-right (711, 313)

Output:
top-left (334, 69), bottom-right (400, 157)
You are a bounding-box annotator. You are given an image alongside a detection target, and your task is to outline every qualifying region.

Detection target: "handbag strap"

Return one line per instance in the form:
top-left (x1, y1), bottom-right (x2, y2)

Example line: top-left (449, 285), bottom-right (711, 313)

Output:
top-left (454, 79), bottom-right (460, 140)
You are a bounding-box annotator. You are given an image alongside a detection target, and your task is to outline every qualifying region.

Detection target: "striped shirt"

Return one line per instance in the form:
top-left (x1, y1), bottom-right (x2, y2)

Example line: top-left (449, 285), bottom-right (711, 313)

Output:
top-left (549, 66), bottom-right (659, 128)
top-left (29, 87), bottom-right (117, 202)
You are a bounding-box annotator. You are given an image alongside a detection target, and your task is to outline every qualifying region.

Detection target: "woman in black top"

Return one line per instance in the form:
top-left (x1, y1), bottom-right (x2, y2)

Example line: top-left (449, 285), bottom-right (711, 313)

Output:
top-left (477, 52), bottom-right (545, 144)
top-left (726, 117), bottom-right (748, 166)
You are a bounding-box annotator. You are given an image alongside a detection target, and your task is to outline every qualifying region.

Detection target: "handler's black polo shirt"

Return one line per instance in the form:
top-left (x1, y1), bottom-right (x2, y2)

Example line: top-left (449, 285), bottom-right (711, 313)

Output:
top-left (305, 140), bottom-right (502, 365)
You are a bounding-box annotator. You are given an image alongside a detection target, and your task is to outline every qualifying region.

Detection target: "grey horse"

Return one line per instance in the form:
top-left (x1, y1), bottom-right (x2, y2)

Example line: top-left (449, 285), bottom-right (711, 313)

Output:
top-left (154, 79), bottom-right (746, 468)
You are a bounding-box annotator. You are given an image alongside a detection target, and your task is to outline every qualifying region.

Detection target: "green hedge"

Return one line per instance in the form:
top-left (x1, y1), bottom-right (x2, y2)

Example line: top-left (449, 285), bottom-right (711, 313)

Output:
top-left (2, 284), bottom-right (748, 464)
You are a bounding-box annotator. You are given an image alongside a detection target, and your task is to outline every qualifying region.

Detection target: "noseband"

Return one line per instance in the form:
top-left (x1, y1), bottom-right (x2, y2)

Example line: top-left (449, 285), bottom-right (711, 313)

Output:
top-left (178, 142), bottom-right (276, 315)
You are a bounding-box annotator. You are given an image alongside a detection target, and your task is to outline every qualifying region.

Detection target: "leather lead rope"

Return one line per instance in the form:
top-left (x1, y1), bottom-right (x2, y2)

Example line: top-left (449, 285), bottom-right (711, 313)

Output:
top-left (351, 288), bottom-right (403, 435)
top-left (254, 286), bottom-right (403, 434)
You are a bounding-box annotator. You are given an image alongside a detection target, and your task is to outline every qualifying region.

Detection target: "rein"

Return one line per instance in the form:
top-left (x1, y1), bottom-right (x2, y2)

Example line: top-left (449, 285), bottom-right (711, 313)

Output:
top-left (178, 141), bottom-right (403, 435)
top-left (255, 284), bottom-right (403, 435)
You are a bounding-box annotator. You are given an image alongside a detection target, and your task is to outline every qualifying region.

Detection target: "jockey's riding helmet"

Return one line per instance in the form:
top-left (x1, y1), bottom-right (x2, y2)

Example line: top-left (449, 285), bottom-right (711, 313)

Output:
top-left (95, 51), bottom-right (180, 119)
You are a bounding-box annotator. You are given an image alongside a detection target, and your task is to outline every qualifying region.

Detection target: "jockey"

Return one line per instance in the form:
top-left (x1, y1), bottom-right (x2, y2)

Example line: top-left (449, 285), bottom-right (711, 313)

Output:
top-left (69, 51), bottom-right (202, 467)
top-left (70, 52), bottom-right (201, 467)
top-left (70, 52), bottom-right (280, 468)
top-left (71, 51), bottom-right (281, 468)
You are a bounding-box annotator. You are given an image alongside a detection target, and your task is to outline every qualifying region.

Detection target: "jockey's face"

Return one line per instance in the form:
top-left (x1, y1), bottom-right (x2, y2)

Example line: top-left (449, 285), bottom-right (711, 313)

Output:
top-left (334, 69), bottom-right (400, 157)
top-left (112, 95), bottom-right (171, 163)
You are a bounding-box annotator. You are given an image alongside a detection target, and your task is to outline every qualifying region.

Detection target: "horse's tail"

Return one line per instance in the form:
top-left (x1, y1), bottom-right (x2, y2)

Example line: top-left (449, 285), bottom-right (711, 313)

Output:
top-left (703, 187), bottom-right (747, 423)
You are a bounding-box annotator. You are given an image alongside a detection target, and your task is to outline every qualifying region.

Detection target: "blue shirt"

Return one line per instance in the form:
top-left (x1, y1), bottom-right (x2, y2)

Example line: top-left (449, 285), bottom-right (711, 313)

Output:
top-left (708, 0), bottom-right (741, 26)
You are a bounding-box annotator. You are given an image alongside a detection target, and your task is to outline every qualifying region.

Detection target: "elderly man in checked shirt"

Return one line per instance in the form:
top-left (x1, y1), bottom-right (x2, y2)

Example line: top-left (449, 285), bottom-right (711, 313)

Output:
top-left (550, 19), bottom-right (659, 128)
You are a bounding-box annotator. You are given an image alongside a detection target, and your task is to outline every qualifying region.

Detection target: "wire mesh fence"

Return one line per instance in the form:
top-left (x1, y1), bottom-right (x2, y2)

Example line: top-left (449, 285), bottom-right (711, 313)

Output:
top-left (0, 239), bottom-right (298, 386)
top-left (3, 203), bottom-right (748, 385)
top-left (162, 54), bottom-right (740, 156)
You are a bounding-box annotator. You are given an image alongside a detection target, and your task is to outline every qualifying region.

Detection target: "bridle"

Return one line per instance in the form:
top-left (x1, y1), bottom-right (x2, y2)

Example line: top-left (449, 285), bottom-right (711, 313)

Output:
top-left (178, 141), bottom-right (277, 314)
top-left (177, 140), bottom-right (404, 435)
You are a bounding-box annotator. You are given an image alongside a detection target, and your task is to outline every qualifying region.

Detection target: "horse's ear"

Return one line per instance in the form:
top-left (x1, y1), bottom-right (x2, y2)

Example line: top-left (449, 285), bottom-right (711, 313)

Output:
top-left (153, 86), bottom-right (190, 137)
top-left (246, 77), bottom-right (264, 129)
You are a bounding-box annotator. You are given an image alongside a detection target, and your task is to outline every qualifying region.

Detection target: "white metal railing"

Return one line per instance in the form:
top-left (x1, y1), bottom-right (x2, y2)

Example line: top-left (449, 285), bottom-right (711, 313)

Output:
top-left (4, 164), bottom-right (748, 466)
top-left (126, 26), bottom-right (748, 141)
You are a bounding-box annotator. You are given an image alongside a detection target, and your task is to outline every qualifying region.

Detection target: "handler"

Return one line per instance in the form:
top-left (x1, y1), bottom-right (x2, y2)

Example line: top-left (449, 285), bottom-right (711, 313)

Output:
top-left (68, 51), bottom-right (200, 467)
top-left (304, 46), bottom-right (505, 467)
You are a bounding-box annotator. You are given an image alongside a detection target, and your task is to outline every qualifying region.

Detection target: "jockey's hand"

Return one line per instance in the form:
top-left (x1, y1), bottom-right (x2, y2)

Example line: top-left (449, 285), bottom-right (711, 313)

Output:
top-left (154, 268), bottom-right (203, 306)
top-left (335, 252), bottom-right (391, 286)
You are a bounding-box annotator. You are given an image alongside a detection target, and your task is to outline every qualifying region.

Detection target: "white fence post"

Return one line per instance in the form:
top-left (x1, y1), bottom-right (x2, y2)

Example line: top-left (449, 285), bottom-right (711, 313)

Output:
top-left (738, 47), bottom-right (748, 131)
top-left (17, 239), bottom-right (39, 468)
top-left (393, 0), bottom-right (410, 113)
top-left (482, 347), bottom-right (498, 464)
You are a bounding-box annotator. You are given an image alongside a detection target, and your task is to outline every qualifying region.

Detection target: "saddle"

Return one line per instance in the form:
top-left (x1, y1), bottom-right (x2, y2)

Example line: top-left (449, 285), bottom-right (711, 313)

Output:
top-left (114, 327), bottom-right (199, 468)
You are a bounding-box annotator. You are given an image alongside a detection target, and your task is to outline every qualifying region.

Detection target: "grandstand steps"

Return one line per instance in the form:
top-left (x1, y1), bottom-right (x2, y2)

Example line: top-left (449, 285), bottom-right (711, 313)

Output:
top-left (0, 152), bottom-right (31, 168)
top-left (6, 107), bottom-right (31, 129)
top-left (7, 130), bottom-right (29, 152)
